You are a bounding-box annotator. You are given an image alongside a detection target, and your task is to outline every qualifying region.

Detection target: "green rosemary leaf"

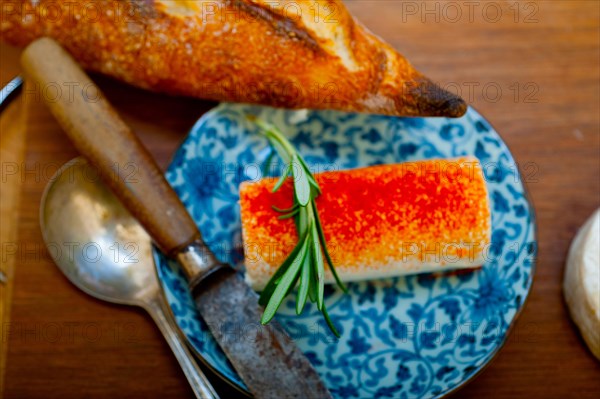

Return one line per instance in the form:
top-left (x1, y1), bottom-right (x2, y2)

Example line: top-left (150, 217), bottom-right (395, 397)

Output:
top-left (262, 147), bottom-right (276, 177)
top-left (296, 152), bottom-right (311, 172)
top-left (264, 130), bottom-right (293, 164)
top-left (272, 163), bottom-right (291, 193)
top-left (272, 204), bottom-right (298, 213)
top-left (322, 302), bottom-right (341, 338)
top-left (312, 199), bottom-right (348, 293)
top-left (270, 139), bottom-right (291, 164)
top-left (305, 172), bottom-right (321, 195)
top-left (297, 155), bottom-right (321, 194)
top-left (291, 155), bottom-right (310, 206)
top-left (263, 131), bottom-right (291, 165)
top-left (258, 230), bottom-right (308, 306)
top-left (308, 255), bottom-right (318, 303)
top-left (278, 208), bottom-right (300, 220)
top-left (311, 221), bottom-right (325, 310)
top-left (296, 248), bottom-right (312, 314)
top-left (308, 176), bottom-right (321, 195)
top-left (253, 117), bottom-right (295, 164)
top-left (297, 204), bottom-right (309, 238)
top-left (261, 234), bottom-right (310, 324)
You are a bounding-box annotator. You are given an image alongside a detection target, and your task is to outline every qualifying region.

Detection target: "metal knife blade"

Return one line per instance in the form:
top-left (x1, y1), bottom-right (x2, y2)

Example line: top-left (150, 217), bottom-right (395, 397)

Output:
top-left (194, 269), bottom-right (332, 399)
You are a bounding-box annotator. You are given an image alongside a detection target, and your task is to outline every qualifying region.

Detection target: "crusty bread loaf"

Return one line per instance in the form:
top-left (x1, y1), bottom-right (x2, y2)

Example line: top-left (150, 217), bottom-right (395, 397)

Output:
top-left (1, 0), bottom-right (466, 117)
top-left (240, 157), bottom-right (491, 290)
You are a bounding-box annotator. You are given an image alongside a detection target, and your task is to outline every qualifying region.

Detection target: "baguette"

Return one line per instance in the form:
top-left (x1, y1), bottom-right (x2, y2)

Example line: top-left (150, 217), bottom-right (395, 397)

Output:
top-left (1, 0), bottom-right (466, 117)
top-left (239, 157), bottom-right (491, 290)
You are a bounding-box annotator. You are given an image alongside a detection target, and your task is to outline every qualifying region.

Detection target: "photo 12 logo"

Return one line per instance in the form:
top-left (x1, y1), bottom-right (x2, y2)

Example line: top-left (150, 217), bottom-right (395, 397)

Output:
top-left (398, 1), bottom-right (539, 24)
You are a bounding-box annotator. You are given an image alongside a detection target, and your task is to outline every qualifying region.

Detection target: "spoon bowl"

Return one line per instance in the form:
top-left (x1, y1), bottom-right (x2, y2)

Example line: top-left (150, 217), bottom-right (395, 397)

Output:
top-left (41, 157), bottom-right (155, 306)
top-left (40, 157), bottom-right (217, 399)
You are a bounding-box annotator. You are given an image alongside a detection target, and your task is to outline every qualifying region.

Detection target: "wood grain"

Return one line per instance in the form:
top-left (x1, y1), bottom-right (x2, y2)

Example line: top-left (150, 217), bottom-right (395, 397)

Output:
top-left (0, 98), bottom-right (27, 399)
top-left (0, 44), bottom-right (26, 398)
top-left (2, 1), bottom-right (600, 398)
top-left (21, 38), bottom-right (201, 256)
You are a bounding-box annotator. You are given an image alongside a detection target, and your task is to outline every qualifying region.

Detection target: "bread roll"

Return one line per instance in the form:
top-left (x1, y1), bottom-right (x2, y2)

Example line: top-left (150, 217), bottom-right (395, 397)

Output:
top-left (1, 0), bottom-right (466, 117)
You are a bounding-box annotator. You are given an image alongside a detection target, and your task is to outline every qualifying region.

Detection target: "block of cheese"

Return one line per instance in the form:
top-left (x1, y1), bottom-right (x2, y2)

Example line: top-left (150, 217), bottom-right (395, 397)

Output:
top-left (239, 157), bottom-right (491, 290)
top-left (564, 209), bottom-right (600, 360)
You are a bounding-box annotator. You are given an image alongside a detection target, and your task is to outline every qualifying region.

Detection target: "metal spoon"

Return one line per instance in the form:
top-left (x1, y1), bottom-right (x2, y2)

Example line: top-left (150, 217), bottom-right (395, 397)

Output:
top-left (40, 157), bottom-right (218, 399)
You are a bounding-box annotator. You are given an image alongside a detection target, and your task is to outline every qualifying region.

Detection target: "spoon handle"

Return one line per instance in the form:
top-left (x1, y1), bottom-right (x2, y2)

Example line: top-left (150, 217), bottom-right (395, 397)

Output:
top-left (145, 295), bottom-right (219, 399)
top-left (20, 37), bottom-right (199, 256)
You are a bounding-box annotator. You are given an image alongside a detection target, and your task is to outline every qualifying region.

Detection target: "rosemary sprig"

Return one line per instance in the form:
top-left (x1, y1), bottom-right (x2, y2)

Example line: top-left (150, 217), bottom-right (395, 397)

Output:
top-left (252, 118), bottom-right (348, 337)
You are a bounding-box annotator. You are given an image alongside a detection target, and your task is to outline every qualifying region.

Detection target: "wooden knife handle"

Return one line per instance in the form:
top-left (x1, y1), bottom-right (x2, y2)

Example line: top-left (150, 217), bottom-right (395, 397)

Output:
top-left (21, 38), bottom-right (200, 255)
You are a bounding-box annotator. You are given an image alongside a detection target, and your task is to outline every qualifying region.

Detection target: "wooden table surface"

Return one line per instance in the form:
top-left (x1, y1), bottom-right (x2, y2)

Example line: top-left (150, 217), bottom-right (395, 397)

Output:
top-left (1, 1), bottom-right (599, 397)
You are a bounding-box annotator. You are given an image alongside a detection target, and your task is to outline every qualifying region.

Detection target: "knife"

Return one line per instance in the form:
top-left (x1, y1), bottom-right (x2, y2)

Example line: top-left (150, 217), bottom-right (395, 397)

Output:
top-left (21, 38), bottom-right (332, 399)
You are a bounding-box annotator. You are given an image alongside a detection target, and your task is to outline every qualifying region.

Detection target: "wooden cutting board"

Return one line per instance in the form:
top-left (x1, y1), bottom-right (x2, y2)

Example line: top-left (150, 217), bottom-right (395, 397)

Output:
top-left (2, 1), bottom-right (600, 398)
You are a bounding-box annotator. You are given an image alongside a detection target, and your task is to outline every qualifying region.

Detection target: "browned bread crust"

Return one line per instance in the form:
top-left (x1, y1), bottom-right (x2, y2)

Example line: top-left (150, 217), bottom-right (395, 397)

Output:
top-left (1, 0), bottom-right (466, 117)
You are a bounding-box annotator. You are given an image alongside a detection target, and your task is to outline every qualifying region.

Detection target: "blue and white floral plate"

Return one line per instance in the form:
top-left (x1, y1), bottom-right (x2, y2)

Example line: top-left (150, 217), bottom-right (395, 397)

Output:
top-left (153, 104), bottom-right (536, 398)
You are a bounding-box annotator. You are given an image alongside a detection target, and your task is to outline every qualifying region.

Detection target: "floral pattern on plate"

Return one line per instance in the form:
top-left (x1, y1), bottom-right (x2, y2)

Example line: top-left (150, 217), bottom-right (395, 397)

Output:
top-left (153, 104), bottom-right (536, 398)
